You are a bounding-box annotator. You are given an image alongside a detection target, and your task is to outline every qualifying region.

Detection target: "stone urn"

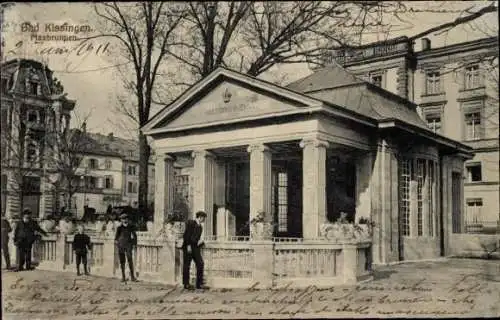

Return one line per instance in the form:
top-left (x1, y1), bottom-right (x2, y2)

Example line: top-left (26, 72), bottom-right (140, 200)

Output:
top-left (251, 222), bottom-right (273, 240)
top-left (41, 218), bottom-right (56, 232)
top-left (59, 219), bottom-right (74, 234)
top-left (320, 223), bottom-right (357, 242)
top-left (95, 220), bottom-right (105, 233)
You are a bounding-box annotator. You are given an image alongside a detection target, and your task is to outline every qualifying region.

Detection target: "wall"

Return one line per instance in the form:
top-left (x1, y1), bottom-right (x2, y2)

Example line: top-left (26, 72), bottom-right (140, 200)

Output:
top-left (345, 59), bottom-right (401, 96)
top-left (449, 233), bottom-right (500, 258)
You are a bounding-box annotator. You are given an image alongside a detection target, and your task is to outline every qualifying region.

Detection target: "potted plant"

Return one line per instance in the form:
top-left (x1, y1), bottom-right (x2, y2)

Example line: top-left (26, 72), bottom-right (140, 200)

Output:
top-left (165, 211), bottom-right (185, 239)
top-left (357, 217), bottom-right (374, 238)
top-left (146, 217), bottom-right (154, 233)
top-left (250, 210), bottom-right (273, 240)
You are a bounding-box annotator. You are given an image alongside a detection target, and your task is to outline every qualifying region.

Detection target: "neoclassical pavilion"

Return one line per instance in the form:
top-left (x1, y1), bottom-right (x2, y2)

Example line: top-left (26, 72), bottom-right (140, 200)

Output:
top-left (142, 65), bottom-right (473, 265)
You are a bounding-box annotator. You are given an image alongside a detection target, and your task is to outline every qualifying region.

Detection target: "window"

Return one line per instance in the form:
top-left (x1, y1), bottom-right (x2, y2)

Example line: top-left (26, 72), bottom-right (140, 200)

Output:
top-left (466, 163), bottom-right (482, 182)
top-left (464, 112), bottom-right (482, 140)
top-left (26, 80), bottom-right (39, 95)
top-left (1, 174), bottom-right (7, 216)
top-left (1, 78), bottom-right (8, 92)
top-left (88, 158), bottom-right (98, 169)
top-left (426, 71), bottom-right (441, 94)
top-left (129, 151), bottom-right (134, 157)
top-left (1, 109), bottom-right (7, 161)
top-left (128, 165), bottom-right (136, 175)
top-left (426, 115), bottom-right (441, 134)
top-left (105, 176), bottom-right (113, 189)
top-left (27, 110), bottom-right (39, 123)
top-left (399, 158), bottom-right (412, 236)
top-left (175, 174), bottom-right (190, 203)
top-left (272, 171), bottom-right (288, 233)
top-left (428, 162), bottom-right (435, 237)
top-left (26, 140), bottom-right (39, 164)
top-left (464, 65), bottom-right (481, 89)
top-left (416, 159), bottom-right (426, 236)
top-left (127, 181), bottom-right (137, 193)
top-left (105, 159), bottom-right (112, 169)
top-left (370, 73), bottom-right (383, 87)
top-left (466, 198), bottom-right (483, 223)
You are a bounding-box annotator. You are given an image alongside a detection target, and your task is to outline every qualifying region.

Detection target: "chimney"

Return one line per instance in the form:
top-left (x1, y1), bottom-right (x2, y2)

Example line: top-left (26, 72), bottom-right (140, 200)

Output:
top-left (108, 132), bottom-right (114, 140)
top-left (82, 121), bottom-right (87, 133)
top-left (421, 38), bottom-right (431, 51)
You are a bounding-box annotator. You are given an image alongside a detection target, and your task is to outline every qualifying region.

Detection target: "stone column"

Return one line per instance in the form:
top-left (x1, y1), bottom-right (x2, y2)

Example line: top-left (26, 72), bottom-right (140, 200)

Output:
top-left (192, 150), bottom-right (216, 237)
top-left (214, 161), bottom-right (226, 237)
top-left (154, 154), bottom-right (175, 226)
top-left (300, 138), bottom-right (329, 239)
top-left (247, 144), bottom-right (272, 231)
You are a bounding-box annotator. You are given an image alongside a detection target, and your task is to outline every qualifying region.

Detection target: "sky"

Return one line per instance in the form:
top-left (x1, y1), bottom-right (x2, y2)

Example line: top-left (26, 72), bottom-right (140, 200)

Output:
top-left (1, 2), bottom-right (498, 140)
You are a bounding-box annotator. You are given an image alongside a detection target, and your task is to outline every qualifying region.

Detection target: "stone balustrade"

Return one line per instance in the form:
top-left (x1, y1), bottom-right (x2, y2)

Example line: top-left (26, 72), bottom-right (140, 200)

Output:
top-left (25, 232), bottom-right (372, 288)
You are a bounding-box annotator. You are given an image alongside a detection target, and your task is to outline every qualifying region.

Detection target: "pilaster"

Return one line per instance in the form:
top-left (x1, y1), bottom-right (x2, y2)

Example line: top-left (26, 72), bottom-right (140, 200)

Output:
top-left (371, 139), bottom-right (399, 264)
top-left (247, 144), bottom-right (272, 232)
top-left (192, 150), bottom-right (216, 236)
top-left (300, 138), bottom-right (328, 239)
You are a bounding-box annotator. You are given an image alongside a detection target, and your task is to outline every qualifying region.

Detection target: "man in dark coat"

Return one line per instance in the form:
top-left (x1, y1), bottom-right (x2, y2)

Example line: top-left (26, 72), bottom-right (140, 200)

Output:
top-left (1, 217), bottom-right (12, 270)
top-left (73, 224), bottom-right (92, 275)
top-left (182, 211), bottom-right (208, 290)
top-left (114, 214), bottom-right (138, 282)
top-left (13, 209), bottom-right (48, 271)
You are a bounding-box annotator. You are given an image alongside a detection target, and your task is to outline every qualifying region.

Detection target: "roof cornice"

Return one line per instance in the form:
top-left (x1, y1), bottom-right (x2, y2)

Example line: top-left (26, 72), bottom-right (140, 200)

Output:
top-left (416, 36), bottom-right (498, 60)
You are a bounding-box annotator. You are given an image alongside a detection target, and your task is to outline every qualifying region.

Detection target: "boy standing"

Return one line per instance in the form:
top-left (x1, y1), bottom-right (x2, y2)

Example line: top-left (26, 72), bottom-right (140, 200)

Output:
top-left (115, 214), bottom-right (138, 282)
top-left (73, 224), bottom-right (92, 275)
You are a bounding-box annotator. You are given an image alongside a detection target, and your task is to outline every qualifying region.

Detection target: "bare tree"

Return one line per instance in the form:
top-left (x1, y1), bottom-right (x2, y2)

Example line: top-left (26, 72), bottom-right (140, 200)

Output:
top-left (44, 111), bottom-right (93, 215)
top-left (1, 103), bottom-right (44, 216)
top-left (168, 1), bottom-right (402, 84)
top-left (93, 2), bottom-right (185, 211)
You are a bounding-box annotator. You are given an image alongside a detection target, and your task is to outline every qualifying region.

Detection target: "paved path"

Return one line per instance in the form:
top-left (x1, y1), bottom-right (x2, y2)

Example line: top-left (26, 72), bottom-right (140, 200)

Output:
top-left (2, 258), bottom-right (500, 319)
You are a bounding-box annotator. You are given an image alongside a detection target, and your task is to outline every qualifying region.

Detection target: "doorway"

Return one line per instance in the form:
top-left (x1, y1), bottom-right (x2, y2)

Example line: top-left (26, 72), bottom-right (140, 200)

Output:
top-left (226, 162), bottom-right (250, 236)
top-left (22, 176), bottom-right (41, 217)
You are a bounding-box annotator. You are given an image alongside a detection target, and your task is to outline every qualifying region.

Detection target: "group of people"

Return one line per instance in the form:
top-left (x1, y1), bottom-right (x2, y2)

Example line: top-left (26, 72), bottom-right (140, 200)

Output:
top-left (2, 208), bottom-right (209, 290)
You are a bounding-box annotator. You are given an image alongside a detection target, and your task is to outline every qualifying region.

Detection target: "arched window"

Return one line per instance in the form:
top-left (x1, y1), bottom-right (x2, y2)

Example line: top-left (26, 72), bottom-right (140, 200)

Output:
top-left (27, 109), bottom-right (39, 124)
top-left (88, 158), bottom-right (98, 169)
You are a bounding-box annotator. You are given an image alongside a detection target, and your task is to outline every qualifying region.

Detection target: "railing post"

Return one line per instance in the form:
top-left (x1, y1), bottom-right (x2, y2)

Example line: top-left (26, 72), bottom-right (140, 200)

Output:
top-left (99, 235), bottom-right (116, 277)
top-left (159, 239), bottom-right (177, 285)
top-left (252, 240), bottom-right (274, 289)
top-left (56, 233), bottom-right (66, 271)
top-left (342, 243), bottom-right (357, 285)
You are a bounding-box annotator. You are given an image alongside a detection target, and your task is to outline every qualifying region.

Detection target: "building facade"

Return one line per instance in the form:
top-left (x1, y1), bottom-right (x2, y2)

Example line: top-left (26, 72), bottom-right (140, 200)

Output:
top-left (71, 132), bottom-right (156, 216)
top-left (325, 36), bottom-right (499, 232)
top-left (143, 66), bottom-right (472, 264)
top-left (1, 58), bottom-right (75, 219)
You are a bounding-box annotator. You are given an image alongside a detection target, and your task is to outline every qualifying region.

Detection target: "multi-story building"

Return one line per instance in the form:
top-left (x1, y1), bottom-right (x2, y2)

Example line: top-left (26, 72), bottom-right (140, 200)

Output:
top-left (324, 36), bottom-right (499, 231)
top-left (1, 58), bottom-right (76, 218)
top-left (71, 132), bottom-right (156, 216)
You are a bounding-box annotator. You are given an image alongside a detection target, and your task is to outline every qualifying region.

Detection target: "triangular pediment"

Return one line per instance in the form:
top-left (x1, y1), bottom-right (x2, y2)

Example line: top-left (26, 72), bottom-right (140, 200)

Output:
top-left (142, 68), bottom-right (322, 134)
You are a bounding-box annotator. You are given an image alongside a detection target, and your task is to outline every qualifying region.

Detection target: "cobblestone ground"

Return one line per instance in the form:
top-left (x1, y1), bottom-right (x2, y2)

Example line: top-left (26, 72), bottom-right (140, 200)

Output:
top-left (2, 258), bottom-right (500, 319)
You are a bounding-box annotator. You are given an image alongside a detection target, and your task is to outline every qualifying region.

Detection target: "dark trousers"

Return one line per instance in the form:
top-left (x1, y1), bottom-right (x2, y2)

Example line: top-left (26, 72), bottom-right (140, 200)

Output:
top-left (16, 243), bottom-right (33, 270)
top-left (2, 239), bottom-right (10, 269)
top-left (118, 247), bottom-right (135, 279)
top-left (75, 251), bottom-right (88, 274)
top-left (182, 247), bottom-right (204, 287)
